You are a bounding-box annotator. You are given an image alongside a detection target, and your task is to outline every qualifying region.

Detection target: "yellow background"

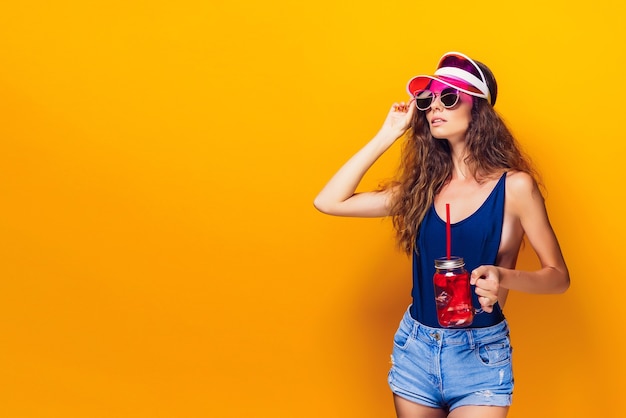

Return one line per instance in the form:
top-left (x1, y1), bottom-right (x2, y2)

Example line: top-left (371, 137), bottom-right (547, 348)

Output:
top-left (0, 1), bottom-right (624, 417)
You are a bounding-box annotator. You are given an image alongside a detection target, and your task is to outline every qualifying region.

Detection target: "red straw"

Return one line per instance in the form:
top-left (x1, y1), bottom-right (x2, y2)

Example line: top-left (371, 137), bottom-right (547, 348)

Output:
top-left (446, 203), bottom-right (451, 259)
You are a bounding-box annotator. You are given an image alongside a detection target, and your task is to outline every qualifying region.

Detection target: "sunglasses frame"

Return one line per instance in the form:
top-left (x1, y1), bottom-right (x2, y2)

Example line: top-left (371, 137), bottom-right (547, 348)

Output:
top-left (414, 87), bottom-right (461, 111)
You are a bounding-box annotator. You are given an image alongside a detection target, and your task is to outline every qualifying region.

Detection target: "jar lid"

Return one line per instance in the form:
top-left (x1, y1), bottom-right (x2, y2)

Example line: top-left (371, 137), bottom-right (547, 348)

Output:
top-left (434, 256), bottom-right (465, 269)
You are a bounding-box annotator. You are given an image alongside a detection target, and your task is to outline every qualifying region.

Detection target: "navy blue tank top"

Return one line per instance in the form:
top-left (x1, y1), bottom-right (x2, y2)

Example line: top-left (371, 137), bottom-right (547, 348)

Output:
top-left (410, 172), bottom-right (507, 328)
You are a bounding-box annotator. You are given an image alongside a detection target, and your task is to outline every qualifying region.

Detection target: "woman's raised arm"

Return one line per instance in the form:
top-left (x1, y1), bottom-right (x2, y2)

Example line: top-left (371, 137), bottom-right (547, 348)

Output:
top-left (313, 101), bottom-right (416, 218)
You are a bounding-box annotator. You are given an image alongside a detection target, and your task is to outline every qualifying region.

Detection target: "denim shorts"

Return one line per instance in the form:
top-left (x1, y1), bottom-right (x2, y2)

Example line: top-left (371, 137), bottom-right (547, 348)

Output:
top-left (388, 307), bottom-right (514, 411)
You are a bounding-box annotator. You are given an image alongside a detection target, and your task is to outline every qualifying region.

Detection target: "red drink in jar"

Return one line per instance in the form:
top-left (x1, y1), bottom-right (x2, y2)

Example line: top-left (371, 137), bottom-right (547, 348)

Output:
top-left (433, 256), bottom-right (474, 327)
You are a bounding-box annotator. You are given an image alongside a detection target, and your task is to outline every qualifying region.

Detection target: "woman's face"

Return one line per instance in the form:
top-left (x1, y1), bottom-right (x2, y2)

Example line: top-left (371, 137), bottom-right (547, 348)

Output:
top-left (422, 80), bottom-right (473, 142)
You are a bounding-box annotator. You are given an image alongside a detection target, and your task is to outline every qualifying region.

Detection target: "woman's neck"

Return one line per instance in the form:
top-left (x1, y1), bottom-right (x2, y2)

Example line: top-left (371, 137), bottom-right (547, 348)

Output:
top-left (450, 144), bottom-right (472, 181)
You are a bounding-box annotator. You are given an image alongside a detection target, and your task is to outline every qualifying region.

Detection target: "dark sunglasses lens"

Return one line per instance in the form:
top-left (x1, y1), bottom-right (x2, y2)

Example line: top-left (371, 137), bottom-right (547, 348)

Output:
top-left (415, 90), bottom-right (434, 110)
top-left (440, 89), bottom-right (460, 108)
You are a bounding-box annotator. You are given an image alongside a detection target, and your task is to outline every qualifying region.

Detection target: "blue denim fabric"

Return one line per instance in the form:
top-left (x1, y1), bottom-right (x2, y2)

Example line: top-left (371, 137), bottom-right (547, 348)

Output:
top-left (388, 307), bottom-right (514, 411)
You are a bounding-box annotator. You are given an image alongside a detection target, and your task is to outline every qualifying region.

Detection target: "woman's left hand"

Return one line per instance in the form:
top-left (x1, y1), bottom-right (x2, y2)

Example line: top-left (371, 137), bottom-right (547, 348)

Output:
top-left (470, 265), bottom-right (501, 313)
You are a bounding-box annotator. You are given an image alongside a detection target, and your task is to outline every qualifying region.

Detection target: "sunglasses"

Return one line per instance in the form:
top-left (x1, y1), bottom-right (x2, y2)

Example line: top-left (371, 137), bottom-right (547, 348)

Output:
top-left (414, 87), bottom-right (460, 111)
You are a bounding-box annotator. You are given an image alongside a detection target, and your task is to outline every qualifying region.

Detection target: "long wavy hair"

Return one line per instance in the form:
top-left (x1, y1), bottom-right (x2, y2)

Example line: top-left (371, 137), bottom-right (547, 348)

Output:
top-left (388, 62), bottom-right (538, 254)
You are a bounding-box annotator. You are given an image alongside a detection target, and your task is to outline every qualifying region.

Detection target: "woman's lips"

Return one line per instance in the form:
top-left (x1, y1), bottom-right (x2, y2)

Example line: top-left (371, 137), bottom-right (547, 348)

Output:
top-left (430, 118), bottom-right (446, 127)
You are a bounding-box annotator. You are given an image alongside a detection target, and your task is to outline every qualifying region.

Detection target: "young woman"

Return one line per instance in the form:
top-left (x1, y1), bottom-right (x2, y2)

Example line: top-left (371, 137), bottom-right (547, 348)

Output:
top-left (314, 52), bottom-right (569, 418)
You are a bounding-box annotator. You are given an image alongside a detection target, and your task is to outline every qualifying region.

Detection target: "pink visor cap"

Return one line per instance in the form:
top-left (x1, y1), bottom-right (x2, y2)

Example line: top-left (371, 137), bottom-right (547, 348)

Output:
top-left (406, 52), bottom-right (493, 105)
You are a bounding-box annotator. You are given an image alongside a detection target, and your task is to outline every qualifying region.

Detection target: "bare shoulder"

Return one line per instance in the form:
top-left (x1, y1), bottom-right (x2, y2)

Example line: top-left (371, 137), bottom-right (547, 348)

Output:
top-left (505, 170), bottom-right (546, 220)
top-left (506, 170), bottom-right (540, 199)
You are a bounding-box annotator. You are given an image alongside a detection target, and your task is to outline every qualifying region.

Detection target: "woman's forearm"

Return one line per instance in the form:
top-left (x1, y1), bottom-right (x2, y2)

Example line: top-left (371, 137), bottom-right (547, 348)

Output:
top-left (314, 101), bottom-right (416, 217)
top-left (313, 131), bottom-right (398, 214)
top-left (498, 264), bottom-right (570, 294)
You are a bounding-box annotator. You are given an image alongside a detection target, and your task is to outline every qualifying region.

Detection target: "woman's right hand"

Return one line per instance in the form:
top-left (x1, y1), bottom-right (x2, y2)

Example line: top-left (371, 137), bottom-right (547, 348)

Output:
top-left (378, 99), bottom-right (417, 141)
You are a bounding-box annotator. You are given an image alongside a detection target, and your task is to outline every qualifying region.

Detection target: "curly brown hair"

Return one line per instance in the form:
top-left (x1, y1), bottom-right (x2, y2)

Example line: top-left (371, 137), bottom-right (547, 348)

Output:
top-left (388, 90), bottom-right (538, 255)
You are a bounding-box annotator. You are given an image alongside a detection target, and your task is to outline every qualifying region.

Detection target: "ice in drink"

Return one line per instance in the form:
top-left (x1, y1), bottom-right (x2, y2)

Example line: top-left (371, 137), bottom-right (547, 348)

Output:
top-left (433, 257), bottom-right (474, 327)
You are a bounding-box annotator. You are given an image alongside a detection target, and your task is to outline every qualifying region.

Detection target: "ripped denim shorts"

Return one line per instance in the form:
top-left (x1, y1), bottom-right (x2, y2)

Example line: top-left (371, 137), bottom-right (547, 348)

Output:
top-left (388, 307), bottom-right (514, 411)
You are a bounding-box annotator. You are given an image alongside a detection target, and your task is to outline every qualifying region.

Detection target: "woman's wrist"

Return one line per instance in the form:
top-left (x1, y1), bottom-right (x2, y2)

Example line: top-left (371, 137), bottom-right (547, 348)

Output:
top-left (372, 129), bottom-right (403, 149)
